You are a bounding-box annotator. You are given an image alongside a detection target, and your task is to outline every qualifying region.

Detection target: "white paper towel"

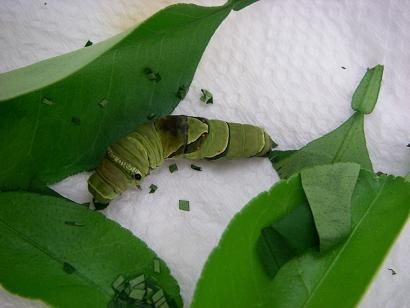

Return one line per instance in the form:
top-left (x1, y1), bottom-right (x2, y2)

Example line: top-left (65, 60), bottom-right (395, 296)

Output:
top-left (0, 0), bottom-right (409, 307)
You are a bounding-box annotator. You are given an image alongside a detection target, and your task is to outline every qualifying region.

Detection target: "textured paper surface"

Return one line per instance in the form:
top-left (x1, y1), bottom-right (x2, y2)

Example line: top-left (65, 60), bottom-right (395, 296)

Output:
top-left (1, 0), bottom-right (409, 307)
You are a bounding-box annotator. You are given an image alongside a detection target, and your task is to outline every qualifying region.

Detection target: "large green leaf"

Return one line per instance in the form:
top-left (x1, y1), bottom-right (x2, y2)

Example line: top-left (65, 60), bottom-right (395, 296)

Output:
top-left (0, 0), bottom-right (252, 192)
top-left (191, 170), bottom-right (410, 308)
top-left (0, 192), bottom-right (182, 307)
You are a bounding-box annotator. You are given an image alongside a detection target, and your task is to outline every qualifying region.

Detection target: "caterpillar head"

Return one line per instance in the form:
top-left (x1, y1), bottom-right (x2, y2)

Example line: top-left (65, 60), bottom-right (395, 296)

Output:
top-left (88, 158), bottom-right (139, 208)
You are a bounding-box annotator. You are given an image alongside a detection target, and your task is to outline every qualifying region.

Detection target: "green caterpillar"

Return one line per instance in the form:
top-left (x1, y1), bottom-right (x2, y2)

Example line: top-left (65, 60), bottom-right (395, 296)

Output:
top-left (88, 115), bottom-right (276, 207)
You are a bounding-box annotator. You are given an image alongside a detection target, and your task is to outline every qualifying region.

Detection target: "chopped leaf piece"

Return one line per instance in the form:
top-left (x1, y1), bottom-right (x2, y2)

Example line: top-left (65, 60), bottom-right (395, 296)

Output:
top-left (168, 163), bottom-right (178, 173)
top-left (129, 288), bottom-right (145, 300)
top-left (144, 67), bottom-right (161, 82)
top-left (128, 274), bottom-right (145, 288)
top-left (64, 221), bottom-right (84, 227)
top-left (158, 302), bottom-right (170, 308)
top-left (112, 275), bottom-right (126, 291)
top-left (154, 258), bottom-right (161, 273)
top-left (71, 116), bottom-right (81, 125)
top-left (41, 97), bottom-right (54, 105)
top-left (149, 184), bottom-right (158, 194)
top-left (178, 200), bottom-right (190, 212)
top-left (176, 85), bottom-right (187, 99)
top-left (63, 262), bottom-right (76, 274)
top-left (341, 66), bottom-right (346, 69)
top-left (84, 40), bottom-right (93, 47)
top-left (147, 113), bottom-right (156, 120)
top-left (407, 143), bottom-right (410, 147)
top-left (352, 65), bottom-right (384, 114)
top-left (200, 89), bottom-right (213, 104)
top-left (98, 99), bottom-right (108, 108)
top-left (301, 163), bottom-right (360, 251)
top-left (155, 296), bottom-right (167, 307)
top-left (190, 164), bottom-right (202, 171)
top-left (152, 289), bottom-right (164, 303)
top-left (388, 268), bottom-right (397, 275)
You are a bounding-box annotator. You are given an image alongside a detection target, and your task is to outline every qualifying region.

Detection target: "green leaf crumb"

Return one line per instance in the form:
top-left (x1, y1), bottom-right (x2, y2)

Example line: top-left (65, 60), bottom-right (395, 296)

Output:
top-left (144, 67), bottom-right (161, 82)
top-left (84, 40), bottom-right (93, 47)
top-left (149, 184), bottom-right (158, 194)
top-left (98, 99), bottom-right (108, 108)
top-left (64, 221), bottom-right (84, 227)
top-left (176, 85), bottom-right (187, 100)
top-left (71, 117), bottom-right (81, 125)
top-left (154, 258), bottom-right (161, 273)
top-left (200, 89), bottom-right (213, 104)
top-left (178, 200), bottom-right (190, 212)
top-left (190, 164), bottom-right (202, 171)
top-left (169, 163), bottom-right (178, 173)
top-left (63, 262), bottom-right (76, 274)
top-left (112, 275), bottom-right (126, 292)
top-left (41, 97), bottom-right (54, 105)
top-left (147, 113), bottom-right (156, 120)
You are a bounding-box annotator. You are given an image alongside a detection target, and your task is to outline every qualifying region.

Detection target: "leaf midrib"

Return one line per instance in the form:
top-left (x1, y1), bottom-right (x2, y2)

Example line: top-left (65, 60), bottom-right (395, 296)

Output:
top-left (301, 180), bottom-right (386, 307)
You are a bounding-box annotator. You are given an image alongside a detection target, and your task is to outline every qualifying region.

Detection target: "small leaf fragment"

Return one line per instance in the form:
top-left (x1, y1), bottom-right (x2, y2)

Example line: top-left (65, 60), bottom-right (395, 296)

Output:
top-left (128, 274), bottom-right (145, 288)
top-left (176, 85), bottom-right (187, 100)
top-left (71, 116), bottom-right (81, 125)
top-left (388, 268), bottom-right (397, 275)
top-left (112, 275), bottom-right (126, 292)
top-left (149, 184), bottom-right (158, 194)
top-left (147, 113), bottom-right (156, 120)
top-left (63, 262), bottom-right (76, 274)
top-left (129, 288), bottom-right (146, 300)
top-left (64, 221), bottom-right (84, 227)
top-left (190, 164), bottom-right (202, 171)
top-left (178, 200), bottom-right (190, 212)
top-left (144, 67), bottom-right (161, 82)
top-left (84, 40), bottom-right (93, 47)
top-left (154, 258), bottom-right (161, 273)
top-left (41, 97), bottom-right (54, 105)
top-left (200, 89), bottom-right (213, 104)
top-left (152, 289), bottom-right (164, 303)
top-left (351, 65), bottom-right (384, 114)
top-left (98, 99), bottom-right (108, 108)
top-left (168, 163), bottom-right (178, 173)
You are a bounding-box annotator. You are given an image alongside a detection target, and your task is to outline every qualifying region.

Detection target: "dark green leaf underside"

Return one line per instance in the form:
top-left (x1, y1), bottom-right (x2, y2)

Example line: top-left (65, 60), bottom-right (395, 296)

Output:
top-left (301, 163), bottom-right (360, 251)
top-left (0, 192), bottom-right (182, 308)
top-left (192, 171), bottom-right (410, 308)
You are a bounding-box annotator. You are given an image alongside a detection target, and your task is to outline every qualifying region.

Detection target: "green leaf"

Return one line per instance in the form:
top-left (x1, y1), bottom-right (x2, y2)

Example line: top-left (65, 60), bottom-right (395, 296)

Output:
top-left (301, 163), bottom-right (360, 251)
top-left (256, 202), bottom-right (318, 278)
top-left (0, 192), bottom-right (182, 308)
top-left (192, 170), bottom-right (410, 308)
top-left (351, 65), bottom-right (384, 114)
top-left (271, 113), bottom-right (373, 178)
top-left (231, 0), bottom-right (259, 11)
top-left (0, 1), bottom-right (242, 192)
top-left (270, 65), bottom-right (384, 179)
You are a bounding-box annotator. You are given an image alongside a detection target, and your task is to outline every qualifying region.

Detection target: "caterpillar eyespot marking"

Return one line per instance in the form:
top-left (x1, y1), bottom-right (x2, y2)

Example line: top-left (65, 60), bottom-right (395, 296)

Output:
top-left (88, 115), bottom-right (277, 206)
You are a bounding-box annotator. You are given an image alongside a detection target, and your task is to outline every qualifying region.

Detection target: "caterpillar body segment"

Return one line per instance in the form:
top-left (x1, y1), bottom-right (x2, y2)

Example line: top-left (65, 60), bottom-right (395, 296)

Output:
top-left (88, 115), bottom-right (276, 206)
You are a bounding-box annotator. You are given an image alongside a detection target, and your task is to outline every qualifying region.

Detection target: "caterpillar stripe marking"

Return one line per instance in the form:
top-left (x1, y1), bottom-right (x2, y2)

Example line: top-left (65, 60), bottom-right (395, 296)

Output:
top-left (88, 115), bottom-right (276, 207)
